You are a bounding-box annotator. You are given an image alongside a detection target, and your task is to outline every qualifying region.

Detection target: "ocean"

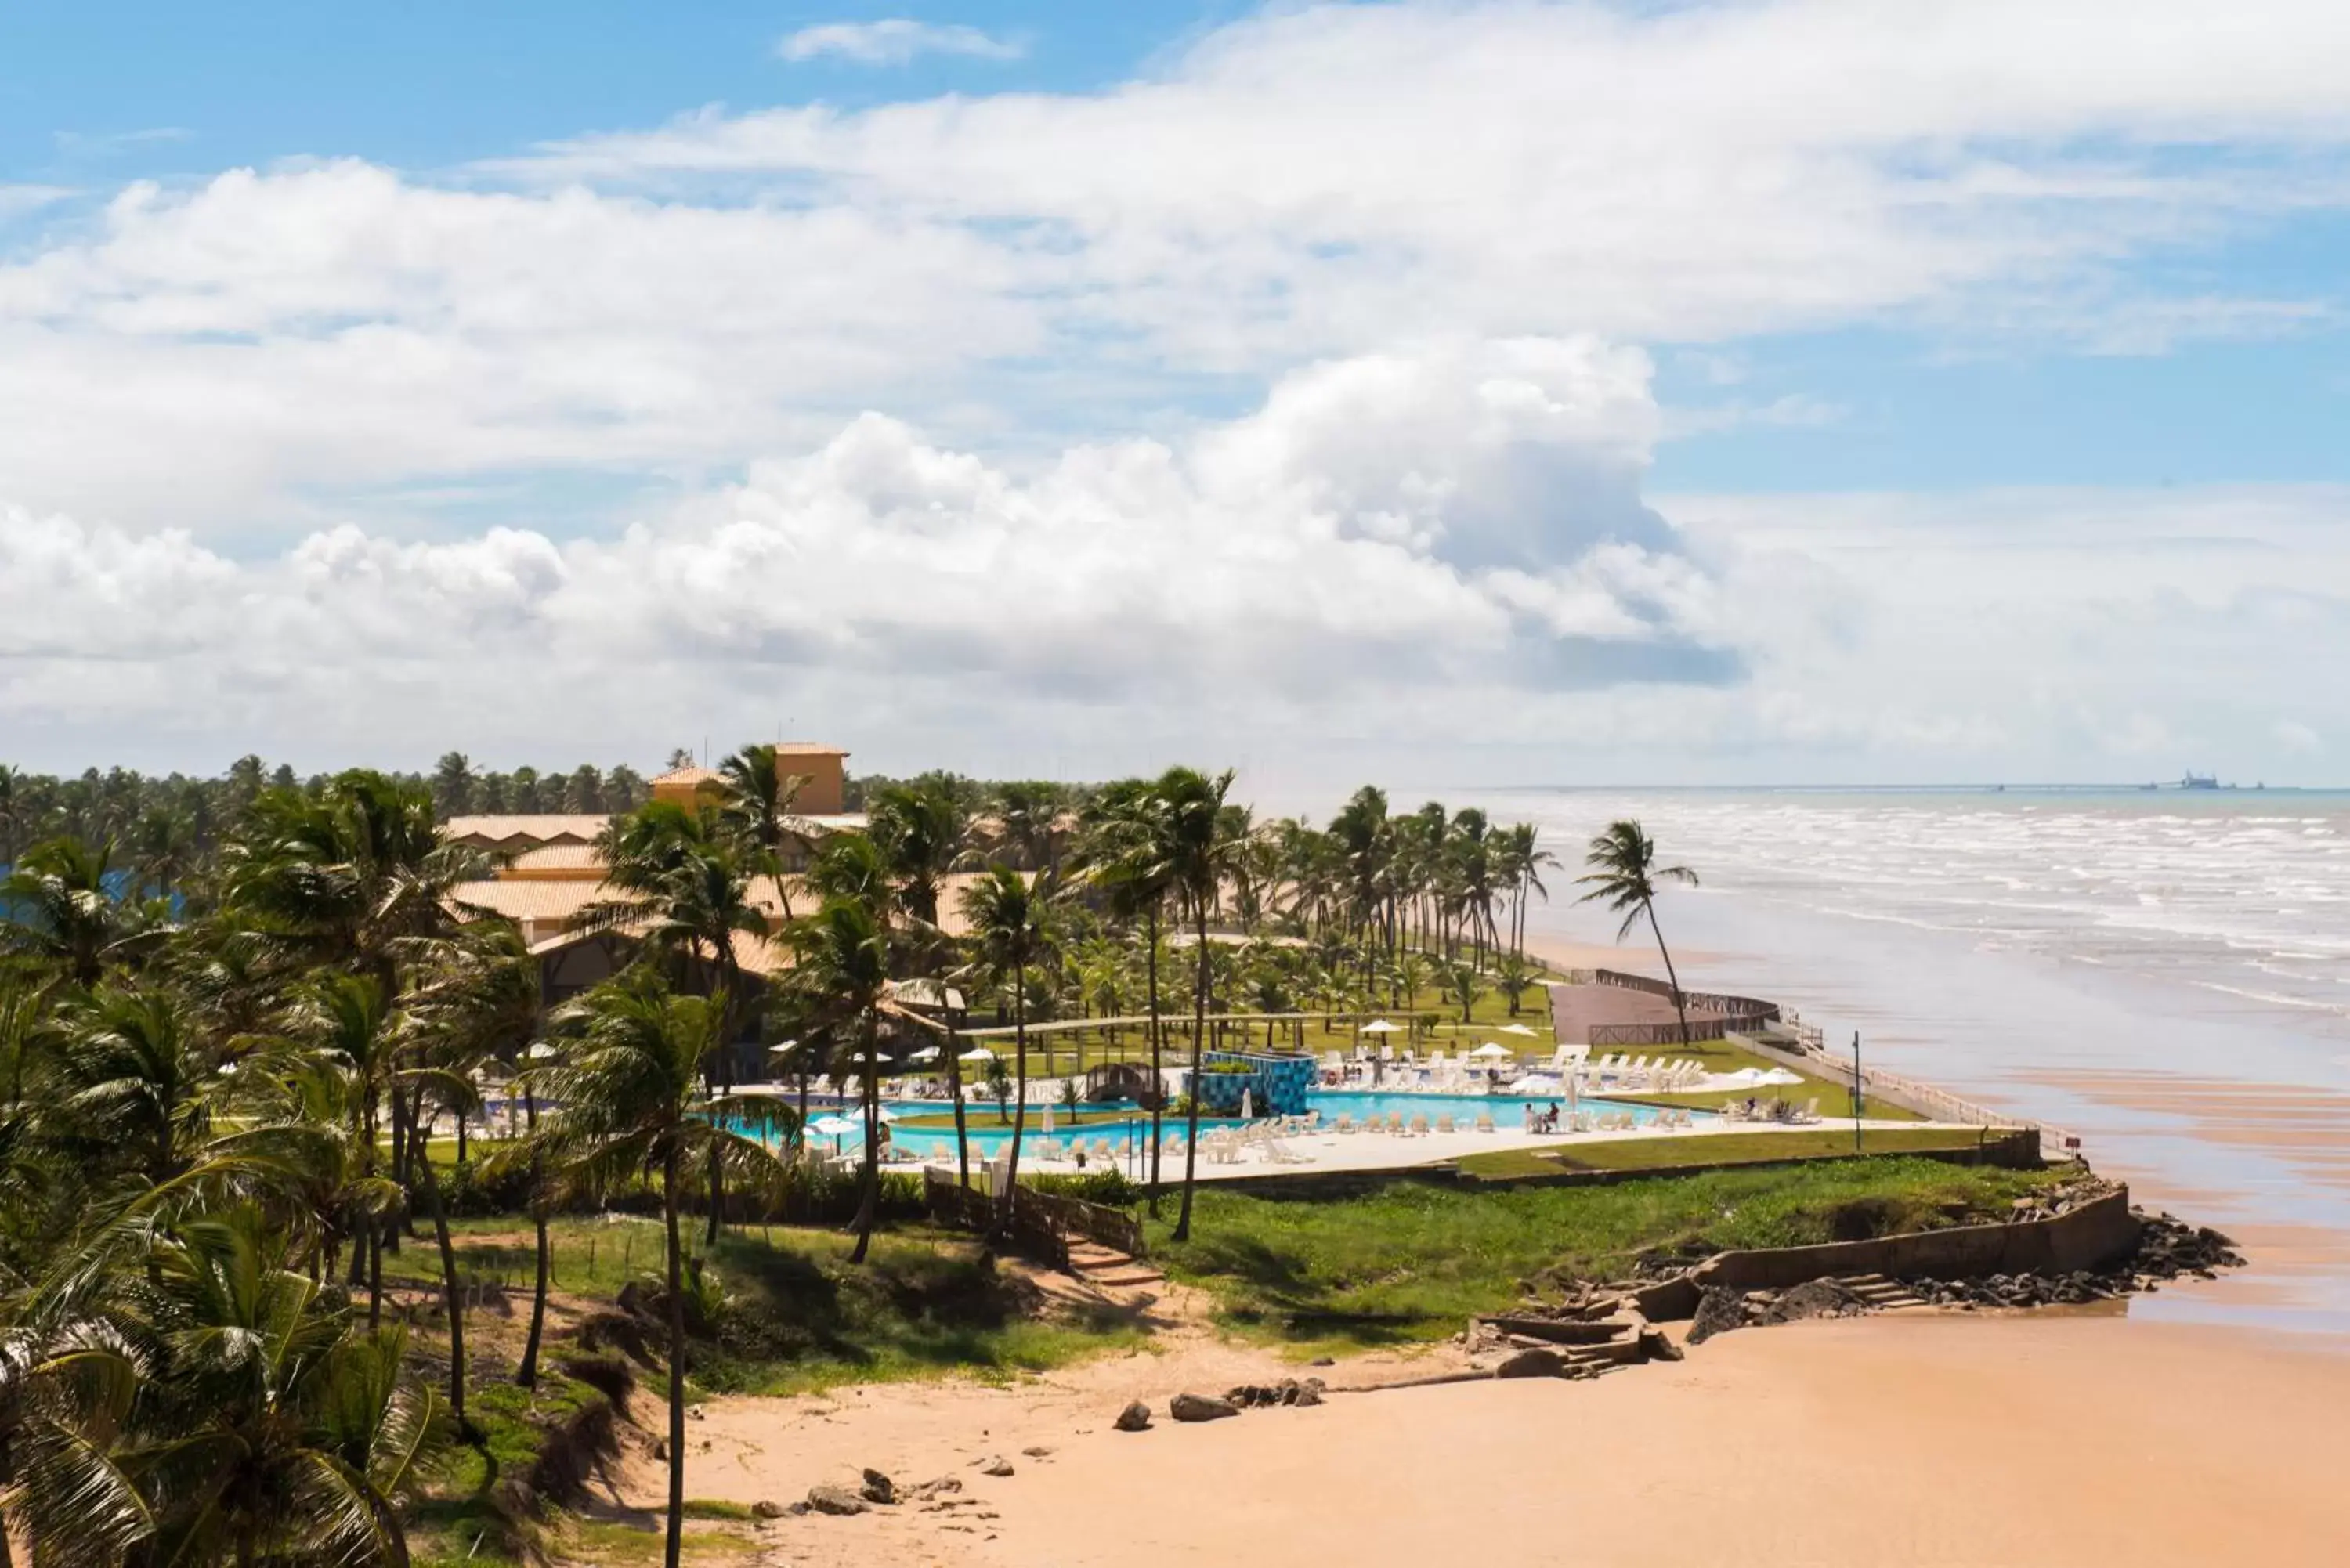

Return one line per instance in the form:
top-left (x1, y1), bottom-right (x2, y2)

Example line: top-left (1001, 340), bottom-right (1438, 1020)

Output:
top-left (1475, 787), bottom-right (2350, 1336)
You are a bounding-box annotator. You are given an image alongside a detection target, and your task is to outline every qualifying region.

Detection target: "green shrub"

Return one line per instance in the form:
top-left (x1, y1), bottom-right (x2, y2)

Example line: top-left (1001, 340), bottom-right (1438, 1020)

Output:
top-left (1026, 1169), bottom-right (1140, 1208)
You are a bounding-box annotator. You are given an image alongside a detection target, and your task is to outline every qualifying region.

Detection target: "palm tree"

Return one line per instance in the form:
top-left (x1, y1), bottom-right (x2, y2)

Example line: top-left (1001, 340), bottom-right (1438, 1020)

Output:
top-left (402, 927), bottom-right (539, 1421)
top-left (1495, 823), bottom-right (1556, 960)
top-left (298, 974), bottom-right (403, 1326)
top-left (222, 772), bottom-right (486, 1229)
top-left (581, 800), bottom-right (770, 1244)
top-left (45, 985), bottom-right (222, 1196)
top-left (1576, 820), bottom-right (1700, 1047)
top-left (537, 973), bottom-right (790, 1568)
top-left (867, 779), bottom-right (971, 932)
top-left (713, 743), bottom-right (812, 905)
top-left (957, 865), bottom-right (1055, 1233)
top-left (221, 771), bottom-right (484, 995)
top-left (782, 895), bottom-right (892, 1262)
top-left (1073, 782), bottom-right (1177, 1212)
top-left (1494, 952), bottom-right (1535, 1017)
top-left (8, 1212), bottom-right (446, 1568)
top-left (0, 762), bottom-right (21, 866)
top-left (130, 807), bottom-right (200, 905)
top-left (1444, 959), bottom-right (1484, 1024)
top-left (1162, 767), bottom-right (1236, 1245)
top-left (1, 837), bottom-right (163, 988)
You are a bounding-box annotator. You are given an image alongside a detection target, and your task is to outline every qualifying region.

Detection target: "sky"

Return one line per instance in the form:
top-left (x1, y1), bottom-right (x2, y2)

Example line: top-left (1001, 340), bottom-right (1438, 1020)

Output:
top-left (4, 1), bottom-right (2350, 793)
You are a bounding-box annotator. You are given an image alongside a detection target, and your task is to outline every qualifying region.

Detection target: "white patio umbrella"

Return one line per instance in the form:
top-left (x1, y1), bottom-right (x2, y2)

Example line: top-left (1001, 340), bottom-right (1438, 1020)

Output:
top-left (1240, 1087), bottom-right (1253, 1121)
top-left (808, 1113), bottom-right (857, 1153)
top-left (1468, 1042), bottom-right (1515, 1059)
top-left (1358, 1019), bottom-right (1403, 1035)
top-left (765, 1036), bottom-right (800, 1056)
top-left (957, 1046), bottom-right (996, 1064)
top-left (1498, 1023), bottom-right (1539, 1038)
top-left (907, 1046), bottom-right (940, 1063)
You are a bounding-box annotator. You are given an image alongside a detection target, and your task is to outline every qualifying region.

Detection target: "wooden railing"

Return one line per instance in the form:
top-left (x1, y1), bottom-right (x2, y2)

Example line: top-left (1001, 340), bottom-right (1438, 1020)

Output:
top-left (1587, 967), bottom-right (1781, 1021)
top-left (923, 1169), bottom-right (1146, 1266)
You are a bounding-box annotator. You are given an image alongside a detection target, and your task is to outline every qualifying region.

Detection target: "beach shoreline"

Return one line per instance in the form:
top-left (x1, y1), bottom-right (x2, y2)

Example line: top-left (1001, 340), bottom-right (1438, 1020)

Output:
top-left (607, 1309), bottom-right (2350, 1568)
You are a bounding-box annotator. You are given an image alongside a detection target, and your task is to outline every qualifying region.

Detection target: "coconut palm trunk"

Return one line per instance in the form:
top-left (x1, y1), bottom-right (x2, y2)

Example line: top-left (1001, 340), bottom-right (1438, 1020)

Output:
top-left (1143, 907), bottom-right (1164, 1213)
top-left (948, 1047), bottom-right (972, 1189)
top-left (849, 1014), bottom-right (880, 1263)
top-left (1644, 898), bottom-right (1694, 1050)
top-left (517, 1087), bottom-right (550, 1389)
top-left (996, 970), bottom-right (1029, 1235)
top-left (1173, 892), bottom-right (1210, 1242)
top-left (662, 1142), bottom-right (688, 1568)
top-left (409, 1118), bottom-right (468, 1428)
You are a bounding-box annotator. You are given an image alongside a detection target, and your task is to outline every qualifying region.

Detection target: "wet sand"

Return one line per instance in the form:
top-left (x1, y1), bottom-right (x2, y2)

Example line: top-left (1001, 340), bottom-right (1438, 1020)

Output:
top-left (629, 1313), bottom-right (2350, 1567)
top-left (1520, 934), bottom-right (1701, 976)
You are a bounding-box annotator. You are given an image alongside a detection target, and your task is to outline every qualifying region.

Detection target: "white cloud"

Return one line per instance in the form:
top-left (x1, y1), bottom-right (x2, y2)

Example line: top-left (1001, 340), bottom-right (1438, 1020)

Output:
top-left (1, 1), bottom-right (2345, 539)
top-left (51, 128), bottom-right (193, 157)
top-left (1609, 485), bottom-right (2350, 782)
top-left (2, 2), bottom-right (2349, 779)
top-left (0, 339), bottom-right (1728, 772)
top-left (0, 185), bottom-right (71, 220)
top-left (778, 20), bottom-right (1021, 66)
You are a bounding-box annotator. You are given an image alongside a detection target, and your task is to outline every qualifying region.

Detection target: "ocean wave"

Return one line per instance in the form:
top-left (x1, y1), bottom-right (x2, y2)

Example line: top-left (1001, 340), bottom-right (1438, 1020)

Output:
top-left (2189, 981), bottom-right (2350, 1016)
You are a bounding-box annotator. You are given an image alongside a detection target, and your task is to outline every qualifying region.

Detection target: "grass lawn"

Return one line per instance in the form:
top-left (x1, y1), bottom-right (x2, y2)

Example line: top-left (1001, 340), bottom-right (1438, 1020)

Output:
top-left (1603, 1034), bottom-right (1921, 1122)
top-left (381, 1215), bottom-right (1147, 1397)
top-left (1146, 1157), bottom-right (2062, 1350)
top-left (1453, 1125), bottom-right (2005, 1180)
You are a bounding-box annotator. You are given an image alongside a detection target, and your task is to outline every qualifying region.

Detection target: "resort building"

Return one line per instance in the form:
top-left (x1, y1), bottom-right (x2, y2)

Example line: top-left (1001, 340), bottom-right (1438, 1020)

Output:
top-left (441, 746), bottom-right (989, 1062)
top-left (443, 748), bottom-right (865, 1009)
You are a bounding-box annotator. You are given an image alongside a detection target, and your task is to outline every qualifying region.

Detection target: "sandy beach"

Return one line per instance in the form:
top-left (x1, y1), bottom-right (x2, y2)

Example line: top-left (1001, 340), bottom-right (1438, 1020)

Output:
top-left (607, 1309), bottom-right (2350, 1567)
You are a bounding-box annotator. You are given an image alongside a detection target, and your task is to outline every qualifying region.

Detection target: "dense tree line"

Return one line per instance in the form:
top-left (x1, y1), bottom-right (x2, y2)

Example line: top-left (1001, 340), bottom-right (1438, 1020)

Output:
top-left (0, 757), bottom-right (658, 884)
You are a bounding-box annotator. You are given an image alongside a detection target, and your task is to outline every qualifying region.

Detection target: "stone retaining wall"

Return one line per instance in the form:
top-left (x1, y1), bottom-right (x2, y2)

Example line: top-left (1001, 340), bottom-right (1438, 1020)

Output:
top-left (1689, 1184), bottom-right (2139, 1293)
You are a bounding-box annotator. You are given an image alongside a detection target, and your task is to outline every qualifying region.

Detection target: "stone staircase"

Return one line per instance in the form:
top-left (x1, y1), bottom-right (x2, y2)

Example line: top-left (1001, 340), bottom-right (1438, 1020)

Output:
top-left (1836, 1273), bottom-right (1932, 1311)
top-left (1065, 1240), bottom-right (1165, 1292)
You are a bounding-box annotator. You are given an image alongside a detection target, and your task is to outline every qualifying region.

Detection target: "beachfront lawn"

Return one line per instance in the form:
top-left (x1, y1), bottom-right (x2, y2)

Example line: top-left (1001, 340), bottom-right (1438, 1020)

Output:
top-left (1147, 1157), bottom-right (2063, 1349)
top-left (381, 1215), bottom-right (1146, 1396)
top-left (1610, 1034), bottom-right (1922, 1122)
top-left (1453, 1125), bottom-right (2001, 1180)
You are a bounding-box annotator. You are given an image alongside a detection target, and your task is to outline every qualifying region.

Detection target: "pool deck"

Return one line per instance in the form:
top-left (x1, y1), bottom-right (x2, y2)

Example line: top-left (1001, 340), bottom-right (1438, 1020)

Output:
top-left (912, 1113), bottom-right (1986, 1183)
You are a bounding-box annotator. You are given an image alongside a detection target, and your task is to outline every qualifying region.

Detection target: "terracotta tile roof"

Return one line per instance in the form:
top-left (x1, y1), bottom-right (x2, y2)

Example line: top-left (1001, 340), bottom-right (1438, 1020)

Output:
top-left (443, 813), bottom-right (611, 847)
top-left (448, 880), bottom-right (608, 926)
top-left (455, 873), bottom-right (811, 931)
top-left (772, 742), bottom-right (848, 757)
top-left (651, 766), bottom-right (725, 786)
top-left (506, 843), bottom-right (607, 874)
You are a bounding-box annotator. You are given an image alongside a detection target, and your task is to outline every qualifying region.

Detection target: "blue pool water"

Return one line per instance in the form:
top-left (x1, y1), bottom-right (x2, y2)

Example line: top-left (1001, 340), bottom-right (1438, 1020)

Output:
top-left (791, 1091), bottom-right (1697, 1159)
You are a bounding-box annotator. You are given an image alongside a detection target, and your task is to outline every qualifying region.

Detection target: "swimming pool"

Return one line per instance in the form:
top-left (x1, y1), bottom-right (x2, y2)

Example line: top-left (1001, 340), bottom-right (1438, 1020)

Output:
top-left (789, 1091), bottom-right (1695, 1159)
